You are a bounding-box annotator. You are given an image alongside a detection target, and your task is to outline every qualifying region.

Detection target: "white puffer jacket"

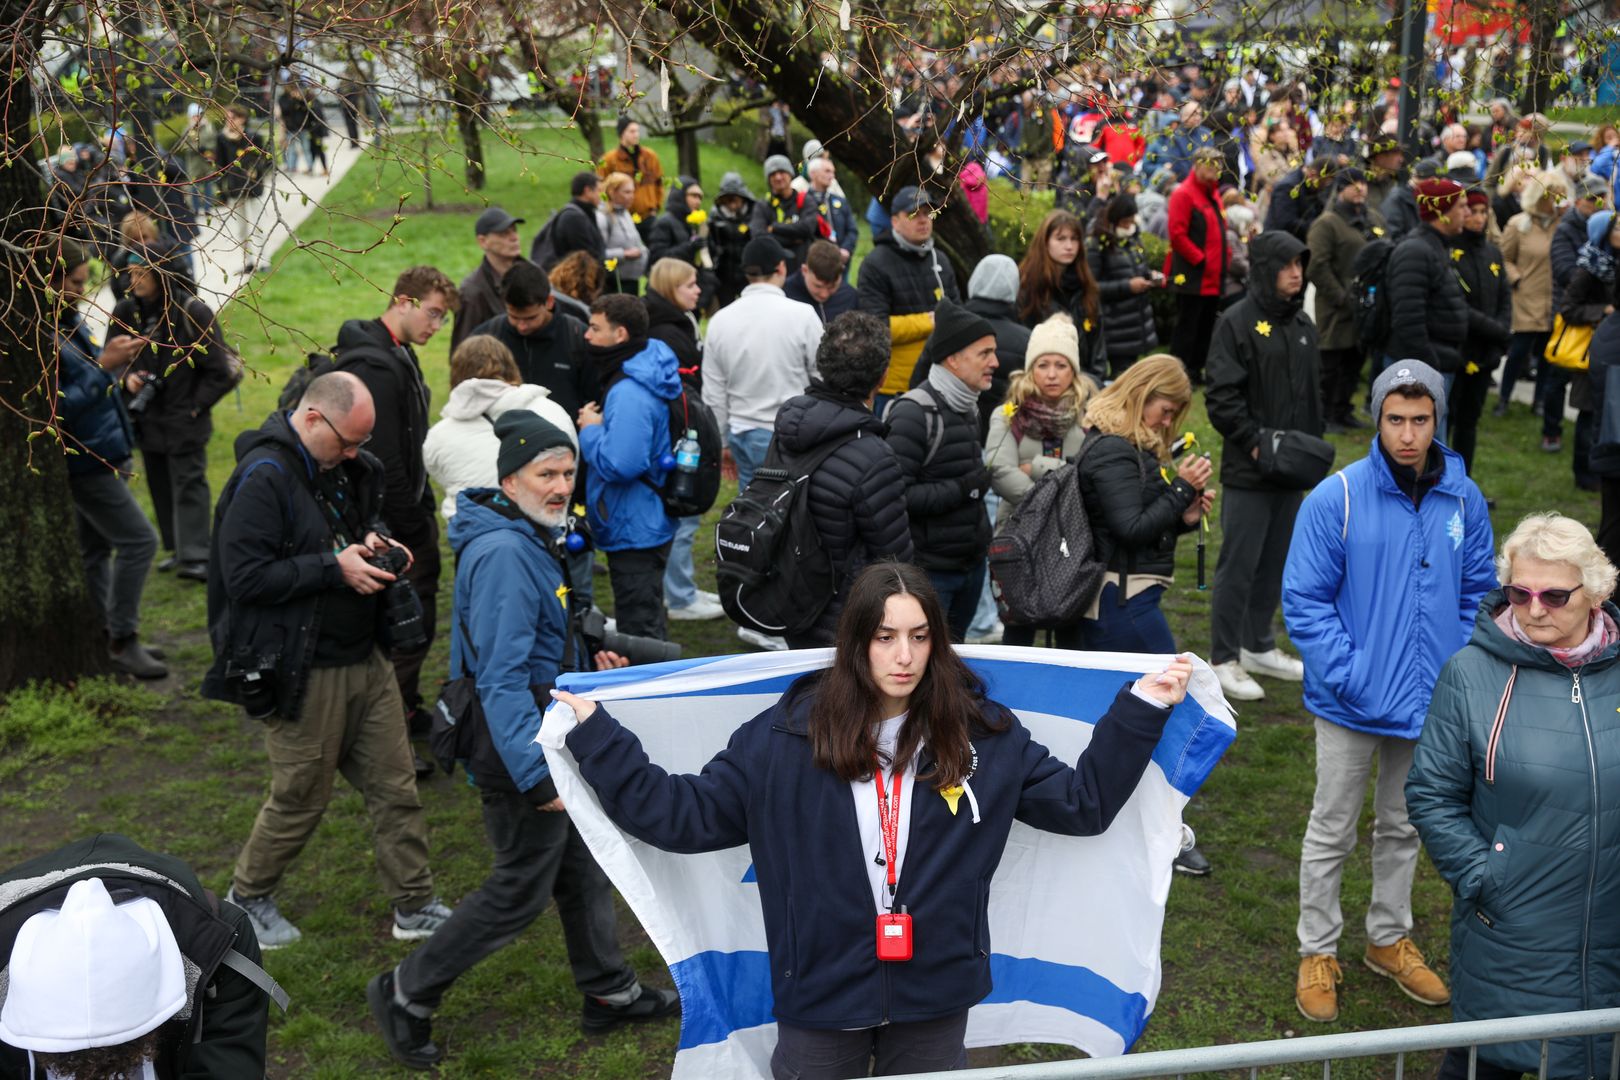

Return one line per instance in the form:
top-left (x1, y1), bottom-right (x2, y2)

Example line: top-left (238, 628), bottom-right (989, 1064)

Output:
top-left (423, 379), bottom-right (578, 519)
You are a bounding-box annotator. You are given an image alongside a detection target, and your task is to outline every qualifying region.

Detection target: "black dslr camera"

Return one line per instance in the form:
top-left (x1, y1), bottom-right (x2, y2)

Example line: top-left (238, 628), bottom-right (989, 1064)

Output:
top-left (126, 371), bottom-right (163, 415)
top-left (368, 545), bottom-right (429, 653)
top-left (575, 608), bottom-right (681, 666)
top-left (224, 649), bottom-right (281, 720)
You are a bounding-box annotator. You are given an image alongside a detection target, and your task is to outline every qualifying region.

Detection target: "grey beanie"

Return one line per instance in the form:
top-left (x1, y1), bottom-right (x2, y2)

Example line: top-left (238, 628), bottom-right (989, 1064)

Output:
top-left (967, 254), bottom-right (1019, 305)
top-left (763, 154), bottom-right (793, 180)
top-left (1370, 360), bottom-right (1446, 423)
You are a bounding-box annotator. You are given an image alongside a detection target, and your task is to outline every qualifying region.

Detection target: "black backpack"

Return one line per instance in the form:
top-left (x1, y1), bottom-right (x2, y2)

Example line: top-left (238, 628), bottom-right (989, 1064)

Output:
top-left (715, 433), bottom-right (858, 637)
top-left (986, 437), bottom-right (1107, 627)
top-left (275, 343), bottom-right (396, 411)
top-left (1351, 237), bottom-right (1396, 355)
top-left (608, 373), bottom-right (723, 518)
top-left (529, 203), bottom-right (588, 271)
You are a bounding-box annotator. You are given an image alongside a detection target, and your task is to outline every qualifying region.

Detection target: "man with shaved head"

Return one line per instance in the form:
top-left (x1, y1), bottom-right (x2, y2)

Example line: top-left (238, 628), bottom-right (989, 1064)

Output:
top-left (203, 371), bottom-right (453, 951)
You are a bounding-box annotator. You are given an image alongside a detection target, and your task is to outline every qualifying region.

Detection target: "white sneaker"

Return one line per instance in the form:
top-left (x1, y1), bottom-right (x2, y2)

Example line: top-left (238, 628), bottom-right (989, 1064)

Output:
top-left (697, 589), bottom-right (721, 606)
top-left (669, 597), bottom-right (726, 621)
top-left (737, 627), bottom-right (789, 652)
top-left (1213, 660), bottom-right (1265, 701)
top-left (1241, 647), bottom-right (1305, 682)
top-left (966, 621), bottom-right (1004, 644)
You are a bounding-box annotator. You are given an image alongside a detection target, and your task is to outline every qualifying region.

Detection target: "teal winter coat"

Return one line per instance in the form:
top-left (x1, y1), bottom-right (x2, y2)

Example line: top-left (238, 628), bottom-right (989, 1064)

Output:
top-left (1407, 592), bottom-right (1620, 1077)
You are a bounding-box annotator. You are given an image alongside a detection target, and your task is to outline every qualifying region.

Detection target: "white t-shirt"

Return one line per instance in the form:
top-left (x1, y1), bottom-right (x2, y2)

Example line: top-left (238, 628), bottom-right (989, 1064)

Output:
top-left (850, 713), bottom-right (916, 916)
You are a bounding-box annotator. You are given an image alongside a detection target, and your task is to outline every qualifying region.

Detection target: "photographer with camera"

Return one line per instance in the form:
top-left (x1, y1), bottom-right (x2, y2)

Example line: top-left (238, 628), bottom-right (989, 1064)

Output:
top-left (370, 410), bottom-right (677, 1071)
top-left (110, 245), bottom-right (238, 583)
top-left (203, 372), bottom-right (452, 951)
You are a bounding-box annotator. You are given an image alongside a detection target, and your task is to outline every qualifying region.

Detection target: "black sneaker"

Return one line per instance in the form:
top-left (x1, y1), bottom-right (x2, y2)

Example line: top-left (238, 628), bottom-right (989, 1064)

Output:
top-left (412, 750), bottom-right (435, 781)
top-left (367, 969), bottom-right (443, 1070)
top-left (176, 561), bottom-right (210, 582)
top-left (156, 555), bottom-right (179, 572)
top-left (580, 985), bottom-right (680, 1034)
top-left (1174, 844), bottom-right (1213, 876)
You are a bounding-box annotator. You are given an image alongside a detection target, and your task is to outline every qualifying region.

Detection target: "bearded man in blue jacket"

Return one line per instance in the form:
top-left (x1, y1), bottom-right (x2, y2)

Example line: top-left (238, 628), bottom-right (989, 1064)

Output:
top-left (1282, 360), bottom-right (1497, 1024)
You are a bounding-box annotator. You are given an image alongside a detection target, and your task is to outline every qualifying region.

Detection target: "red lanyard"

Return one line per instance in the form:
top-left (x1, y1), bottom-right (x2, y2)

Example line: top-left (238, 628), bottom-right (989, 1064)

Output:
top-left (874, 764), bottom-right (902, 901)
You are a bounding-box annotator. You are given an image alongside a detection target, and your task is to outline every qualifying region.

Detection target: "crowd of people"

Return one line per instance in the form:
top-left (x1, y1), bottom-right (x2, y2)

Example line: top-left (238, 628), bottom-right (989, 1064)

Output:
top-left (21, 47), bottom-right (1620, 1080)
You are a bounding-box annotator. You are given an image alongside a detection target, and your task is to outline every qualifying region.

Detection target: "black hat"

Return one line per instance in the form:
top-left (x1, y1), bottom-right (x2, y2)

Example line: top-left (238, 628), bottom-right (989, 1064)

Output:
top-left (1332, 166), bottom-right (1367, 190)
top-left (924, 298), bottom-right (996, 364)
top-left (889, 186), bottom-right (934, 215)
top-left (475, 206), bottom-right (524, 236)
top-left (742, 234), bottom-right (791, 275)
top-left (1411, 158), bottom-right (1440, 180)
top-left (494, 410), bottom-right (574, 480)
top-left (616, 114), bottom-right (636, 137)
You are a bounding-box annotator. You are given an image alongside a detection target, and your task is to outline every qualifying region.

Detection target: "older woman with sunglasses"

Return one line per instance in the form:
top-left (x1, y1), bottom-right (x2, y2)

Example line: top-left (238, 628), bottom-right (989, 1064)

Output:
top-left (1407, 512), bottom-right (1620, 1080)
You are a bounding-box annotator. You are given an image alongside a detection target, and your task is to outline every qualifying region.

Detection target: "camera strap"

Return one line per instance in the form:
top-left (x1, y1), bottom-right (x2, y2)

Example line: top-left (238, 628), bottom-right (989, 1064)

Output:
top-left (310, 470), bottom-right (362, 550)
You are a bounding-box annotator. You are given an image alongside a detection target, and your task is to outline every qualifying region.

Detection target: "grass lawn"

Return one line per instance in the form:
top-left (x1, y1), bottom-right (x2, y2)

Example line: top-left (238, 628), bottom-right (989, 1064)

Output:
top-left (0, 121), bottom-right (1604, 1078)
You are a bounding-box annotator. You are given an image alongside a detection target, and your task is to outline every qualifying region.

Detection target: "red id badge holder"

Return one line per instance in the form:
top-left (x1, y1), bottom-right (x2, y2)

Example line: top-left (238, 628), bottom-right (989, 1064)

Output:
top-left (876, 908), bottom-right (913, 962)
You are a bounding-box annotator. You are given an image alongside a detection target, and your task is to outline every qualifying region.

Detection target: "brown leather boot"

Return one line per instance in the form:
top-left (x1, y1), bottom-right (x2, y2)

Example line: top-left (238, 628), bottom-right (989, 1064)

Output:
top-left (1365, 937), bottom-right (1450, 1006)
top-left (1296, 954), bottom-right (1343, 1022)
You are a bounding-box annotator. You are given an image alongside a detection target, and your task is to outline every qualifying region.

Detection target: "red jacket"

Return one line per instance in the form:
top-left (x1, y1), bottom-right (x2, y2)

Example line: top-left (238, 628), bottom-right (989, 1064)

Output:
top-left (1094, 121), bottom-right (1145, 166)
top-left (1165, 173), bottom-right (1227, 297)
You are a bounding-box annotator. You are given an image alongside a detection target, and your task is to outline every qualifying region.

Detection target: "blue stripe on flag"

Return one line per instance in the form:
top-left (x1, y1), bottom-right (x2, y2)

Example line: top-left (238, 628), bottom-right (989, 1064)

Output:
top-left (568, 656), bottom-right (1232, 798)
top-left (668, 950), bottom-right (1148, 1050)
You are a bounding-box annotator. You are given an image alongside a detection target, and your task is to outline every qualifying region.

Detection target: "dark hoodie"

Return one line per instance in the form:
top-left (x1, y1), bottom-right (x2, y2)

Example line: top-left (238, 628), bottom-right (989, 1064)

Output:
top-left (710, 173), bottom-right (759, 302)
top-left (648, 175), bottom-right (707, 267)
top-left (772, 385), bottom-right (913, 645)
top-left (333, 317), bottom-right (433, 534)
top-left (202, 410), bottom-right (388, 720)
top-left (1205, 230), bottom-right (1325, 490)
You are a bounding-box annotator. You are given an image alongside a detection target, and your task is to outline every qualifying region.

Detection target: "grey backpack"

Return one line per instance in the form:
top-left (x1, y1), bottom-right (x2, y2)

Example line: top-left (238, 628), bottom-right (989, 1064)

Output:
top-left (986, 437), bottom-right (1107, 627)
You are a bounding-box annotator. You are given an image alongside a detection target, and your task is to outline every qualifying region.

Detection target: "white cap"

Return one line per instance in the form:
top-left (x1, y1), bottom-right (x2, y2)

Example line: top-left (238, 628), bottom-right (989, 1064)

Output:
top-left (0, 878), bottom-right (186, 1053)
top-left (1446, 150), bottom-right (1478, 174)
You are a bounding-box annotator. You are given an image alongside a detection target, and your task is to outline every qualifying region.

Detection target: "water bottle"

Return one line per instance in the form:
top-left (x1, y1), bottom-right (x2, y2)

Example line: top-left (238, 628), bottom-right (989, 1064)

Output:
top-left (669, 429), bottom-right (701, 502)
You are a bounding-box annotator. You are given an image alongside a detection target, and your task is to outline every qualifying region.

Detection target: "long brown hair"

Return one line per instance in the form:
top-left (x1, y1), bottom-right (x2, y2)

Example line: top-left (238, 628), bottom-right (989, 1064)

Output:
top-left (1017, 209), bottom-right (1099, 324)
top-left (808, 562), bottom-right (1005, 791)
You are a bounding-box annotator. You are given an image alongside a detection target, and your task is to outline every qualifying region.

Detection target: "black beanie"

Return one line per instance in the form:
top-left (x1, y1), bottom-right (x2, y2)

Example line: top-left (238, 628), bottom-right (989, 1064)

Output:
top-left (494, 410), bottom-right (574, 480)
top-left (616, 114), bottom-right (635, 137)
top-left (925, 298), bottom-right (996, 362)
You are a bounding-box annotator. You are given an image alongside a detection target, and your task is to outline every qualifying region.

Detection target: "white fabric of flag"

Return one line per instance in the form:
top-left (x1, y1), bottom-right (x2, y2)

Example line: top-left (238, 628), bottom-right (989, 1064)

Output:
top-left (539, 646), bottom-right (1236, 1079)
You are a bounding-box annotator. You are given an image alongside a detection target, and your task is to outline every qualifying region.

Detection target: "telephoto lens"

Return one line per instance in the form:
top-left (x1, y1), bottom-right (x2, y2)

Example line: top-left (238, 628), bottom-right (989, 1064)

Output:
top-left (367, 546), bottom-right (429, 653)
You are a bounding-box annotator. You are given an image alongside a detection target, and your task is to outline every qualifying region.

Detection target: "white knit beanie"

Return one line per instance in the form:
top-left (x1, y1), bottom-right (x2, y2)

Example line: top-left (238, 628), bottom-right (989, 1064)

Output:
top-left (0, 878), bottom-right (186, 1053)
top-left (1025, 313), bottom-right (1081, 373)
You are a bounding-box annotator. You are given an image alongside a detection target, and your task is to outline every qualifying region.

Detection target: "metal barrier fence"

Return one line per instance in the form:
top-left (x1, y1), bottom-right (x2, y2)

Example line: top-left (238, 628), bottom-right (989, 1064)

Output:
top-left (896, 1008), bottom-right (1620, 1080)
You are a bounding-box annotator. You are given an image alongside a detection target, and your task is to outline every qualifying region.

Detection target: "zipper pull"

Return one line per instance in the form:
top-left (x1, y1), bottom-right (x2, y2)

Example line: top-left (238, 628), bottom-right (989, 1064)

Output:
top-left (1572, 672), bottom-right (1583, 704)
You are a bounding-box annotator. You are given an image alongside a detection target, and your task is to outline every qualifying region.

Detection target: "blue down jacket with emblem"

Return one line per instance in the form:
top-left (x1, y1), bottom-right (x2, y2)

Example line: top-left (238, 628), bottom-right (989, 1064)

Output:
top-left (1282, 438), bottom-right (1497, 739)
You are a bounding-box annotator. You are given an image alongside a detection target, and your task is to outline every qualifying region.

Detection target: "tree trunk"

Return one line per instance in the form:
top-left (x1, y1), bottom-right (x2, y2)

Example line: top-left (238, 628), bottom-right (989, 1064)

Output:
top-left (0, 10), bottom-right (109, 690)
top-left (1522, 0), bottom-right (1561, 114)
top-left (675, 129), bottom-right (701, 180)
top-left (451, 56), bottom-right (488, 190)
top-left (578, 107), bottom-right (605, 161)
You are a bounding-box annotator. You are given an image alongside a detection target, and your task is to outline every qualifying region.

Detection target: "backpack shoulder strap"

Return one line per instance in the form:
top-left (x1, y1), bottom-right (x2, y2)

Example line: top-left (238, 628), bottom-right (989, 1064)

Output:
top-left (1338, 470), bottom-right (1350, 543)
top-left (897, 384), bottom-right (947, 468)
top-left (218, 946), bottom-right (290, 1012)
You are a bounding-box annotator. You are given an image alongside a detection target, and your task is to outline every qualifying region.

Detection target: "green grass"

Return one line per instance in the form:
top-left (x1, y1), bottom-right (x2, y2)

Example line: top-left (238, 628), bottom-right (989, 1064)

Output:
top-left (1, 121), bottom-right (1607, 1077)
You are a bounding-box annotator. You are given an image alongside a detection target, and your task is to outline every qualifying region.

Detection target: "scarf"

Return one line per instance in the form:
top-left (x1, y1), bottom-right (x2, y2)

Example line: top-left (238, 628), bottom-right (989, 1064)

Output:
top-left (1577, 239), bottom-right (1617, 285)
top-left (891, 231), bottom-right (936, 258)
top-left (927, 362), bottom-right (980, 417)
top-left (1011, 393), bottom-right (1077, 443)
top-left (1493, 604), bottom-right (1619, 668)
top-left (587, 337), bottom-right (646, 388)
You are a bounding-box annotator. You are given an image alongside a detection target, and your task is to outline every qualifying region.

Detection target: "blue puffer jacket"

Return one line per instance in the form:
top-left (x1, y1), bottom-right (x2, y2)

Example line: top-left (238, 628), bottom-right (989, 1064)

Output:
top-left (56, 311), bottom-right (135, 477)
top-left (565, 679), bottom-right (1169, 1030)
top-left (1282, 440), bottom-right (1496, 738)
top-left (579, 338), bottom-right (679, 551)
top-left (1407, 593), bottom-right (1620, 1077)
top-left (448, 488), bottom-right (578, 798)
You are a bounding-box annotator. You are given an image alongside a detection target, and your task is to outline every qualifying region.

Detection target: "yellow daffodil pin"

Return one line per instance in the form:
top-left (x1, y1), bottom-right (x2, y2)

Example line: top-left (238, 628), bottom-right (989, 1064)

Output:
top-left (1255, 320), bottom-right (1272, 337)
top-left (941, 785), bottom-right (964, 815)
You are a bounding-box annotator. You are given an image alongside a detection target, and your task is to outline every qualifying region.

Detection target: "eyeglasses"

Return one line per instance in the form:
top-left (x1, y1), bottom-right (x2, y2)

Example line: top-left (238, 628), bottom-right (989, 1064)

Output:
top-left (1503, 584), bottom-right (1582, 609)
top-left (421, 307), bottom-right (449, 325)
top-left (314, 409), bottom-right (372, 451)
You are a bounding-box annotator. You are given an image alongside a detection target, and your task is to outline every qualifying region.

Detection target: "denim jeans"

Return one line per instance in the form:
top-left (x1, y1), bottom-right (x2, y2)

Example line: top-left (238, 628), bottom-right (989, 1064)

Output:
top-left (663, 515), bottom-right (702, 609)
top-left (926, 561), bottom-right (987, 643)
top-left (728, 427), bottom-right (775, 491)
top-left (1079, 583), bottom-right (1177, 654)
top-left (966, 492), bottom-right (1001, 638)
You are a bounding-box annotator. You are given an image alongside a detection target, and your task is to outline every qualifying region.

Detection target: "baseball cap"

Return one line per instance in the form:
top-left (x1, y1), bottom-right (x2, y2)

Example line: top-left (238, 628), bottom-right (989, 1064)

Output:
top-left (889, 186), bottom-right (935, 215)
top-left (475, 207), bottom-right (524, 236)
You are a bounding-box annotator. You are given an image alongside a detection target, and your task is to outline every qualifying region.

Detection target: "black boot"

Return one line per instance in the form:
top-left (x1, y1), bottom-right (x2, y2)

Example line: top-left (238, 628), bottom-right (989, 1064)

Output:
top-left (367, 969), bottom-right (443, 1070)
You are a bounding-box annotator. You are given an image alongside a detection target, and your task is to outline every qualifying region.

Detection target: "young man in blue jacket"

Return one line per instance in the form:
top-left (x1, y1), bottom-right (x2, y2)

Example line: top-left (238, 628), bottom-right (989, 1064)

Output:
top-left (370, 411), bottom-right (675, 1069)
top-left (1282, 360), bottom-right (1497, 1023)
top-left (576, 293), bottom-right (681, 641)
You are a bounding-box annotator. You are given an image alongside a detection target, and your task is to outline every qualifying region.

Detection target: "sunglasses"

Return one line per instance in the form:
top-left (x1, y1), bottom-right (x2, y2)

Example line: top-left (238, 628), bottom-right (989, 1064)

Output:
top-left (1503, 584), bottom-right (1582, 609)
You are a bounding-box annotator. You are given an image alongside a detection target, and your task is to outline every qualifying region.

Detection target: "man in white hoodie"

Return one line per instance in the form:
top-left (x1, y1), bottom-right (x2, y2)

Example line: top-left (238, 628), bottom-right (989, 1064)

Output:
top-left (702, 234), bottom-right (824, 490)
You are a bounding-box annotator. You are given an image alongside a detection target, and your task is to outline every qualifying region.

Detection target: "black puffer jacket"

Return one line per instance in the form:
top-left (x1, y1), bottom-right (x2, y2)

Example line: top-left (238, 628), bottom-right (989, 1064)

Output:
top-left (1077, 432), bottom-right (1198, 580)
top-left (333, 317), bottom-right (434, 535)
top-left (858, 234), bottom-right (960, 319)
top-left (774, 387), bottom-right (914, 645)
top-left (884, 381), bottom-right (990, 571)
top-left (1205, 230), bottom-right (1325, 490)
top-left (648, 178), bottom-right (706, 267)
top-left (1263, 166), bottom-right (1328, 242)
top-left (1455, 227), bottom-right (1513, 360)
top-left (1384, 224), bottom-right (1469, 374)
top-left (644, 288), bottom-right (703, 385)
top-left (202, 411), bottom-right (388, 721)
top-left (1087, 231), bottom-right (1159, 373)
top-left (1380, 183), bottom-right (1421, 241)
top-left (1551, 207), bottom-right (1590, 310)
top-left (111, 288), bottom-right (236, 455)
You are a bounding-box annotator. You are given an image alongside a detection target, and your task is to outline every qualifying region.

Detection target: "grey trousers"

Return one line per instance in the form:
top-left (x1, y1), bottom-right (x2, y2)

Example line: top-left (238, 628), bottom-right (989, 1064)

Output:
top-left (71, 460), bottom-right (159, 639)
top-left (771, 1010), bottom-right (970, 1078)
top-left (1209, 486), bottom-right (1303, 665)
top-left (396, 787), bottom-right (637, 1011)
top-left (1297, 718), bottom-right (1420, 956)
top-left (141, 446), bottom-right (212, 563)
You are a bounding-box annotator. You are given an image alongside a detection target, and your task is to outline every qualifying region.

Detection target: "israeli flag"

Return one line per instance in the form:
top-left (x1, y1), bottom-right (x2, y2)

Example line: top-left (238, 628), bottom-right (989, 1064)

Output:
top-left (539, 647), bottom-right (1235, 1078)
